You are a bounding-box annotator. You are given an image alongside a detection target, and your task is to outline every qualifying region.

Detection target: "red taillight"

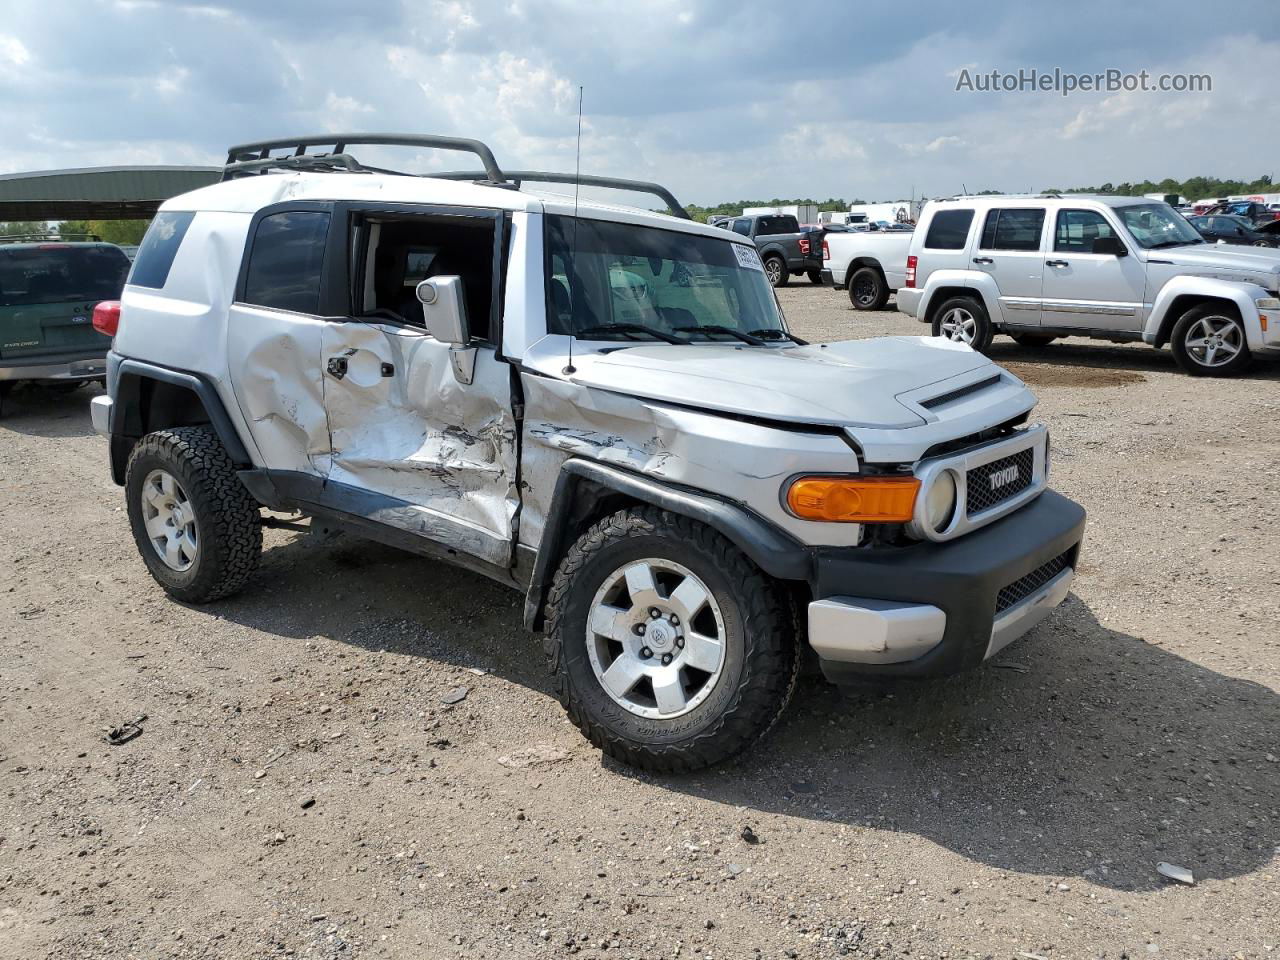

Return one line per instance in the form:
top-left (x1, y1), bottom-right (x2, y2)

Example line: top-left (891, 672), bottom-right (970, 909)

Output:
top-left (905, 255), bottom-right (918, 289)
top-left (798, 236), bottom-right (810, 255)
top-left (92, 300), bottom-right (121, 337)
top-left (822, 239), bottom-right (831, 261)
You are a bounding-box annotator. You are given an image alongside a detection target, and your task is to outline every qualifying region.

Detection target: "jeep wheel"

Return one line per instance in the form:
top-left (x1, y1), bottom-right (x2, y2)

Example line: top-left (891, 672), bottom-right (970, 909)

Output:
top-left (763, 255), bottom-right (788, 287)
top-left (1009, 333), bottom-right (1056, 348)
top-left (544, 506), bottom-right (798, 773)
top-left (807, 269), bottom-right (823, 285)
top-left (125, 426), bottom-right (262, 602)
top-left (931, 296), bottom-right (994, 352)
top-left (1170, 305), bottom-right (1251, 377)
top-left (849, 266), bottom-right (889, 311)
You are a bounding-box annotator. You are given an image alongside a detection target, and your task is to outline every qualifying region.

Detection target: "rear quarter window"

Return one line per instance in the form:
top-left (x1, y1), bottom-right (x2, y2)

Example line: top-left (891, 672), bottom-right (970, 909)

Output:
top-left (129, 211), bottom-right (196, 289)
top-left (242, 211), bottom-right (331, 314)
top-left (923, 209), bottom-right (975, 250)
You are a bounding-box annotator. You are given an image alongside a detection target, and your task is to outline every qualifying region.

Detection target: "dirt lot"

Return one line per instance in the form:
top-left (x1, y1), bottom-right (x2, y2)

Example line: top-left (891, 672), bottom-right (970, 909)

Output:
top-left (2, 286), bottom-right (1278, 960)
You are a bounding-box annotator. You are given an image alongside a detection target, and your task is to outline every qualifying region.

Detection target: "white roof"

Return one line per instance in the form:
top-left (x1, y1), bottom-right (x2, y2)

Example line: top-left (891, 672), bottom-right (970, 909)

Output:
top-left (160, 171), bottom-right (734, 241)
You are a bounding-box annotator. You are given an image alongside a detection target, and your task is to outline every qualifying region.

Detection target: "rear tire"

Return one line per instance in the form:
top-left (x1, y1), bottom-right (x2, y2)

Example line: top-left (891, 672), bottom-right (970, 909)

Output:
top-left (1009, 333), bottom-right (1056, 348)
top-left (931, 296), bottom-right (994, 353)
top-left (1170, 305), bottom-right (1251, 377)
top-left (806, 269), bottom-right (823, 284)
top-left (125, 426), bottom-right (262, 602)
top-left (763, 255), bottom-right (788, 287)
top-left (848, 266), bottom-right (889, 311)
top-left (544, 506), bottom-right (799, 773)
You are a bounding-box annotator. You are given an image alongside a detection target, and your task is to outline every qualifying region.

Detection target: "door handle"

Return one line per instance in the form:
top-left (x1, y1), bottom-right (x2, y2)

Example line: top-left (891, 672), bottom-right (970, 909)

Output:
top-left (972, 256), bottom-right (993, 264)
top-left (326, 357), bottom-right (348, 380)
top-left (1046, 259), bottom-right (1069, 267)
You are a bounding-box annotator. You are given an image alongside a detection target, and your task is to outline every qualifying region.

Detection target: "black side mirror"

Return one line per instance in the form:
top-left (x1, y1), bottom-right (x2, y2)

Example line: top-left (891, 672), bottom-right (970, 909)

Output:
top-left (1092, 236), bottom-right (1127, 257)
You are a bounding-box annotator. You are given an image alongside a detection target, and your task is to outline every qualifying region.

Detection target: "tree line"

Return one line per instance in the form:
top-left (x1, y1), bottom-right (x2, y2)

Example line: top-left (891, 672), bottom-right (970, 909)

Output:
top-left (0, 219), bottom-right (151, 244)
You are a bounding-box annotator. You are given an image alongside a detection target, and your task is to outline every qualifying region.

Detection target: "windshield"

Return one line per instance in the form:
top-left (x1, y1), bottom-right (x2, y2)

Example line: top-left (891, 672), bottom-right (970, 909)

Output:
top-left (545, 215), bottom-right (788, 342)
top-left (0, 245), bottom-right (130, 308)
top-left (1116, 203), bottom-right (1204, 249)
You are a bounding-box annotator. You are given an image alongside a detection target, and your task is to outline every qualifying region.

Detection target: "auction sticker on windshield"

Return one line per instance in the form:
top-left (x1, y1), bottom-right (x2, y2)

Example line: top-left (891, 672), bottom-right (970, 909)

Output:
top-left (732, 243), bottom-right (763, 271)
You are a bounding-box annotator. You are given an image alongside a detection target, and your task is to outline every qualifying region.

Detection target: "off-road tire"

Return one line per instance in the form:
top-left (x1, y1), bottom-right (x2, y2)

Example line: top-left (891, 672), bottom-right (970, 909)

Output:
top-left (849, 266), bottom-right (889, 311)
top-left (1009, 333), bottom-right (1056, 348)
top-left (1169, 304), bottom-right (1252, 377)
top-left (544, 506), bottom-right (799, 773)
top-left (806, 269), bottom-right (823, 285)
top-left (125, 426), bottom-right (262, 602)
top-left (931, 295), bottom-right (994, 353)
top-left (763, 255), bottom-right (789, 288)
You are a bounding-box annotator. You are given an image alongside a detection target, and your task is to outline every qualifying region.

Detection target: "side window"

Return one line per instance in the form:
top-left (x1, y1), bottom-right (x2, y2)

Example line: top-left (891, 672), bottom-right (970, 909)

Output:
top-left (243, 211), bottom-right (331, 314)
top-left (1054, 209), bottom-right (1116, 253)
top-left (923, 209), bottom-right (974, 250)
top-left (355, 214), bottom-right (496, 342)
top-left (979, 208), bottom-right (1045, 251)
top-left (129, 211), bottom-right (195, 289)
top-left (730, 219), bottom-right (752, 236)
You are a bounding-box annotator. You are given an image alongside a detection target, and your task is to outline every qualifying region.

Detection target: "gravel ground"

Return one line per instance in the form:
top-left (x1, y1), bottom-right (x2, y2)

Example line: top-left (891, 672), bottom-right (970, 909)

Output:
top-left (2, 286), bottom-right (1278, 960)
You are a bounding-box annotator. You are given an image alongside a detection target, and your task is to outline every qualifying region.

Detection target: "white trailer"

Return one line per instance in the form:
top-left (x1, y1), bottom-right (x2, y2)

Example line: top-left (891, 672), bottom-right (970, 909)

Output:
top-left (743, 204), bottom-right (820, 224)
top-left (847, 200), bottom-right (922, 225)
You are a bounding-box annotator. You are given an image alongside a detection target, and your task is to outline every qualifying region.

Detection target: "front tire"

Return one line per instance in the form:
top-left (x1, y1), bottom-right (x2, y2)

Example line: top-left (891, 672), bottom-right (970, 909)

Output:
top-left (1170, 305), bottom-right (1251, 376)
top-left (931, 296), bottom-right (994, 352)
top-left (125, 426), bottom-right (262, 602)
top-left (763, 255), bottom-right (788, 287)
top-left (544, 506), bottom-right (798, 773)
top-left (848, 266), bottom-right (889, 311)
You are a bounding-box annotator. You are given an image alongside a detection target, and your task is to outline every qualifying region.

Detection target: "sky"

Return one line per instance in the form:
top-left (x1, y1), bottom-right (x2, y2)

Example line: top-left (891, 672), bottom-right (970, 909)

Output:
top-left (1, 0), bottom-right (1277, 207)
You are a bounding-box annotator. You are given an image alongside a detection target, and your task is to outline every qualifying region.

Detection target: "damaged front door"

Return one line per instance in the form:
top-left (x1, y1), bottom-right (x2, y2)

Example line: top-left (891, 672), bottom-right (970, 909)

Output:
top-left (318, 207), bottom-right (517, 569)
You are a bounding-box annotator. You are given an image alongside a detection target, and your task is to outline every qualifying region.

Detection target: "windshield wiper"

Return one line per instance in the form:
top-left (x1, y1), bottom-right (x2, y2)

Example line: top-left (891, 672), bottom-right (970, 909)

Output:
top-left (1149, 239), bottom-right (1202, 249)
top-left (575, 323), bottom-right (690, 345)
top-left (747, 327), bottom-right (805, 344)
top-left (673, 324), bottom-right (766, 345)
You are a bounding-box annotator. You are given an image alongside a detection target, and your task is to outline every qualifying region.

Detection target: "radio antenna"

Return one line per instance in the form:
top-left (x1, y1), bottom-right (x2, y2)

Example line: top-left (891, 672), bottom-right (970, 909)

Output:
top-left (563, 84), bottom-right (584, 376)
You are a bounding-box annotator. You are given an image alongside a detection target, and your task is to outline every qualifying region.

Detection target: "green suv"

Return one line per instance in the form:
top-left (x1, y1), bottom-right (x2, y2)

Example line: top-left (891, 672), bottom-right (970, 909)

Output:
top-left (0, 235), bottom-right (130, 410)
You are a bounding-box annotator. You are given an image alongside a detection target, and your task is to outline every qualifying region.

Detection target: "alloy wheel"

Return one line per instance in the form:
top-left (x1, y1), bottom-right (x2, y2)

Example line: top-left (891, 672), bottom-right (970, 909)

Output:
top-left (585, 559), bottom-right (726, 719)
top-left (1184, 314), bottom-right (1243, 369)
top-left (939, 307), bottom-right (977, 344)
top-left (140, 468), bottom-right (199, 571)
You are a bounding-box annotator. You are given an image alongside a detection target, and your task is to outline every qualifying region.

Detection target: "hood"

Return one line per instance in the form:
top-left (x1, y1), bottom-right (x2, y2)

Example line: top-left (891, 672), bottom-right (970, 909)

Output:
top-left (1158, 243), bottom-right (1280, 287)
top-left (532, 336), bottom-right (1000, 429)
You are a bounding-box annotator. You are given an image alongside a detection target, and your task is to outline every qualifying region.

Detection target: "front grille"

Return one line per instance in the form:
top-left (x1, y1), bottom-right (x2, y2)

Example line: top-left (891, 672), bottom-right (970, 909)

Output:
top-left (966, 447), bottom-right (1034, 516)
top-left (995, 550), bottom-right (1073, 613)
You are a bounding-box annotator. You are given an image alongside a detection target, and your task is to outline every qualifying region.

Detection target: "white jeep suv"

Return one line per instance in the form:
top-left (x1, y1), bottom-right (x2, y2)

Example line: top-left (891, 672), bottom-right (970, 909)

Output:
top-left (90, 135), bottom-right (1086, 771)
top-left (896, 194), bottom-right (1280, 376)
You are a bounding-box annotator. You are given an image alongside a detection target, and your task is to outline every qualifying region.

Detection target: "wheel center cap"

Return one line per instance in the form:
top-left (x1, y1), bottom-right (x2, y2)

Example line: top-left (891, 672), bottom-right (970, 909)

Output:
top-left (646, 620), bottom-right (675, 651)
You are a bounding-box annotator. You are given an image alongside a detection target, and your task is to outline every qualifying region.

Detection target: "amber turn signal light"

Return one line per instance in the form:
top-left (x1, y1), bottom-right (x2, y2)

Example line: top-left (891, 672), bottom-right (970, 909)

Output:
top-left (786, 476), bottom-right (920, 523)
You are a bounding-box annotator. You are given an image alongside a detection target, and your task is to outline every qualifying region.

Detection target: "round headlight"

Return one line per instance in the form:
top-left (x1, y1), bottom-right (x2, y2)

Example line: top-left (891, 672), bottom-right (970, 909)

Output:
top-left (924, 470), bottom-right (958, 533)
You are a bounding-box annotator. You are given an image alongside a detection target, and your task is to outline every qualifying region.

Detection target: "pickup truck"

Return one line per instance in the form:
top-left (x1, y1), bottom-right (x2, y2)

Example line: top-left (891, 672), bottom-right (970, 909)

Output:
top-left (725, 214), bottom-right (823, 287)
top-left (896, 194), bottom-right (1280, 376)
top-left (820, 228), bottom-right (914, 310)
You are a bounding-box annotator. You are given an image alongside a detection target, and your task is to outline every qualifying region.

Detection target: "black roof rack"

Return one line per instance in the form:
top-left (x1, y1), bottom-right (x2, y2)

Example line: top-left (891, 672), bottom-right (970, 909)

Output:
top-left (219, 134), bottom-right (691, 220)
top-left (222, 134), bottom-right (506, 184)
top-left (432, 170), bottom-right (691, 220)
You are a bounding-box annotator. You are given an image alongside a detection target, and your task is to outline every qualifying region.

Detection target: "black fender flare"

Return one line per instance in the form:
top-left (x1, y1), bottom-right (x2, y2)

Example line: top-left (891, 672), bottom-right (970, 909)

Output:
top-left (523, 458), bottom-right (812, 630)
top-left (109, 357), bottom-right (252, 484)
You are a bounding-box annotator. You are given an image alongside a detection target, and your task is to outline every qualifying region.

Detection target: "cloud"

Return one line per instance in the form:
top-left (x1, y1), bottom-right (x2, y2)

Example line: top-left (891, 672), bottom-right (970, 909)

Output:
top-left (0, 0), bottom-right (1276, 206)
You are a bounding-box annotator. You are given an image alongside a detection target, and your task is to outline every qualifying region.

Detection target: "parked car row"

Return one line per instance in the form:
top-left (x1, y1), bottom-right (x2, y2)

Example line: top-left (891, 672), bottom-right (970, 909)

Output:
top-left (822, 193), bottom-right (1280, 377)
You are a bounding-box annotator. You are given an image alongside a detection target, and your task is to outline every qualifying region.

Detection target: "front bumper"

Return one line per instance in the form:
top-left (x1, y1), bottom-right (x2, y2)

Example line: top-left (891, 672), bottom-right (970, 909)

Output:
top-left (0, 353), bottom-right (108, 382)
top-left (808, 489), bottom-right (1086, 681)
top-left (820, 268), bottom-right (841, 288)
